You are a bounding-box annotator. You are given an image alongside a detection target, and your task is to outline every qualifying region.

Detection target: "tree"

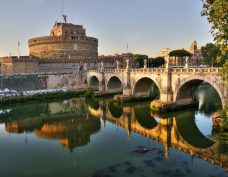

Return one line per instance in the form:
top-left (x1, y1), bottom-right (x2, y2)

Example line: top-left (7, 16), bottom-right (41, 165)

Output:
top-left (169, 50), bottom-right (192, 66)
top-left (169, 50), bottom-right (192, 58)
top-left (149, 57), bottom-right (165, 67)
top-left (133, 54), bottom-right (148, 68)
top-left (201, 43), bottom-right (224, 67)
top-left (201, 0), bottom-right (228, 81)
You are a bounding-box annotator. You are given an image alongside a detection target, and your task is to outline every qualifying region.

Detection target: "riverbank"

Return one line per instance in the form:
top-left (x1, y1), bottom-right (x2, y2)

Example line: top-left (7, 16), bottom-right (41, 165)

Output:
top-left (0, 90), bottom-right (85, 106)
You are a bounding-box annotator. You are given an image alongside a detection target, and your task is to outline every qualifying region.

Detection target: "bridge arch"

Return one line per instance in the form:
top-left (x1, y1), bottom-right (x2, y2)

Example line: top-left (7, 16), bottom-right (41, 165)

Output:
top-left (106, 76), bottom-right (123, 93)
top-left (133, 105), bottom-right (158, 130)
top-left (175, 110), bottom-right (215, 149)
top-left (133, 77), bottom-right (161, 98)
top-left (107, 101), bottom-right (123, 119)
top-left (174, 76), bottom-right (225, 107)
top-left (89, 76), bottom-right (99, 90)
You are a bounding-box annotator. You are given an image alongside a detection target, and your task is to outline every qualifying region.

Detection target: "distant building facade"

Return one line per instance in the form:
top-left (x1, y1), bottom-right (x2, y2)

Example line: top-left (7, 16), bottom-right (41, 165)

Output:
top-left (157, 41), bottom-right (205, 67)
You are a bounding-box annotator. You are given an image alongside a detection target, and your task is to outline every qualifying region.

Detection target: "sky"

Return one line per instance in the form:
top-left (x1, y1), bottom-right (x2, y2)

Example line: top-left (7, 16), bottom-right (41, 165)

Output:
top-left (0, 0), bottom-right (213, 57)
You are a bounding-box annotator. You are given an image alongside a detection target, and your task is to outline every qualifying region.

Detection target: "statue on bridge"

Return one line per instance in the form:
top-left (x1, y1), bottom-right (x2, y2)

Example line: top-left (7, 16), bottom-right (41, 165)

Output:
top-left (100, 61), bottom-right (104, 72)
top-left (116, 60), bottom-right (120, 70)
top-left (144, 59), bottom-right (147, 69)
top-left (125, 59), bottom-right (130, 71)
top-left (184, 56), bottom-right (190, 68)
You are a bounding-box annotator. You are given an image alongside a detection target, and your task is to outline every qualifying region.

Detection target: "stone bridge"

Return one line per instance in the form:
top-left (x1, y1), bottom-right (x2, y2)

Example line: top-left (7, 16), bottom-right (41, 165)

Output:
top-left (87, 63), bottom-right (227, 109)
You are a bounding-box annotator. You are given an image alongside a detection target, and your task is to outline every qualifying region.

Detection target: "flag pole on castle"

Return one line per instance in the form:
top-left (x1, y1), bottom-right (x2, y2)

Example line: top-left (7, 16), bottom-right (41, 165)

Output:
top-left (18, 40), bottom-right (20, 58)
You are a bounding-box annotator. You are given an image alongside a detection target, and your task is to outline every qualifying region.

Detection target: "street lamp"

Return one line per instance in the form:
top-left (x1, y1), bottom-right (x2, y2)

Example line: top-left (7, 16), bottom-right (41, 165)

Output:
top-left (212, 57), bottom-right (214, 68)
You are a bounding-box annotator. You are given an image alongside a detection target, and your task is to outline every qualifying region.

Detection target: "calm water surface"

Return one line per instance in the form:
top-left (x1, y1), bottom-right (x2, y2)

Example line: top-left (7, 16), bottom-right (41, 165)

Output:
top-left (0, 85), bottom-right (227, 177)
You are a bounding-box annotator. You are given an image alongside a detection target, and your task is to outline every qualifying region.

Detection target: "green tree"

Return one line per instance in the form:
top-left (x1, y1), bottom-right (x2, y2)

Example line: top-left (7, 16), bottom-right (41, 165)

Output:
top-left (169, 50), bottom-right (192, 66)
top-left (201, 43), bottom-right (225, 67)
top-left (201, 0), bottom-right (228, 81)
top-left (169, 50), bottom-right (192, 58)
top-left (149, 57), bottom-right (165, 67)
top-left (133, 54), bottom-right (148, 68)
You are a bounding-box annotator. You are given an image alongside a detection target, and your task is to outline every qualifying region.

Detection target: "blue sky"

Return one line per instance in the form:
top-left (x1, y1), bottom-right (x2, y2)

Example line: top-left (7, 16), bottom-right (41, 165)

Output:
top-left (0, 0), bottom-right (213, 57)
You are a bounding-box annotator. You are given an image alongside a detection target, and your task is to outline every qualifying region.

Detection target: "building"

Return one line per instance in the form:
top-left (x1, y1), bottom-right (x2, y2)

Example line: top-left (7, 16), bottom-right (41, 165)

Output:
top-left (0, 56), bottom-right (38, 74)
top-left (28, 21), bottom-right (98, 60)
top-left (157, 41), bottom-right (205, 67)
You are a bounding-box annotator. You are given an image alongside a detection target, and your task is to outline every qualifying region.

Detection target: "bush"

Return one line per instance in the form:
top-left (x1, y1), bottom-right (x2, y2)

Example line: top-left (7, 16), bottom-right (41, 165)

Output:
top-left (221, 108), bottom-right (228, 129)
top-left (84, 86), bottom-right (94, 97)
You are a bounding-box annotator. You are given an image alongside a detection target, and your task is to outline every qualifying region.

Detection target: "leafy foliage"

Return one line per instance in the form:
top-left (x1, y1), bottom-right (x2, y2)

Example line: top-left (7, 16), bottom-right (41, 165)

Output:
top-left (201, 0), bottom-right (228, 81)
top-left (84, 86), bottom-right (94, 97)
top-left (220, 60), bottom-right (228, 82)
top-left (169, 50), bottom-right (192, 57)
top-left (201, 43), bottom-right (225, 66)
top-left (133, 54), bottom-right (148, 68)
top-left (149, 57), bottom-right (165, 67)
top-left (201, 0), bottom-right (228, 57)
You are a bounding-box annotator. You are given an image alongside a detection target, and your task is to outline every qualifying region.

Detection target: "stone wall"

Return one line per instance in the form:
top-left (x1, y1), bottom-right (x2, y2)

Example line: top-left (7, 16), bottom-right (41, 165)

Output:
top-left (0, 57), bottom-right (38, 74)
top-left (0, 72), bottom-right (87, 92)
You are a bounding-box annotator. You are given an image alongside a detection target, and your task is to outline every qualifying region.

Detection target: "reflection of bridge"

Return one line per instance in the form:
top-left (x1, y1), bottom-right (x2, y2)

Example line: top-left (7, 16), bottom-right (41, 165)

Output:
top-left (87, 63), bottom-right (227, 109)
top-left (87, 100), bottom-right (228, 171)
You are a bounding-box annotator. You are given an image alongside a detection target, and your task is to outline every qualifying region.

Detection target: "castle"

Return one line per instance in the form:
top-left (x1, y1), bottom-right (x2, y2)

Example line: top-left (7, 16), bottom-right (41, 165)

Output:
top-left (0, 18), bottom-right (205, 75)
top-left (28, 22), bottom-right (98, 60)
top-left (0, 19), bottom-right (100, 74)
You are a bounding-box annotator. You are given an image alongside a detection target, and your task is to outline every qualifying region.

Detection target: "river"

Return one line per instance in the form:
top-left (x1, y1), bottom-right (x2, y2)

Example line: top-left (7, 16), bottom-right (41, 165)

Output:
top-left (0, 84), bottom-right (227, 177)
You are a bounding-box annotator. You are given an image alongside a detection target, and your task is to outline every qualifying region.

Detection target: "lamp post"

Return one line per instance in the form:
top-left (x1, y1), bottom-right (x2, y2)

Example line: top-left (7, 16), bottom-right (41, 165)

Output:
top-left (212, 57), bottom-right (214, 68)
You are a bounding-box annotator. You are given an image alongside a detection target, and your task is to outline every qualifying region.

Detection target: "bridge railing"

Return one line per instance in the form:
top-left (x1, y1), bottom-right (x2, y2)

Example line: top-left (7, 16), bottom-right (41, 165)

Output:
top-left (131, 68), bottom-right (165, 73)
top-left (171, 67), bottom-right (221, 73)
top-left (87, 67), bottom-right (222, 74)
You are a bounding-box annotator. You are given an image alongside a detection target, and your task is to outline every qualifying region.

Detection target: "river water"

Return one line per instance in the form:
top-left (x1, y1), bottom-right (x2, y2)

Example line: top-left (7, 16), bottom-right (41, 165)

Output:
top-left (0, 85), bottom-right (227, 177)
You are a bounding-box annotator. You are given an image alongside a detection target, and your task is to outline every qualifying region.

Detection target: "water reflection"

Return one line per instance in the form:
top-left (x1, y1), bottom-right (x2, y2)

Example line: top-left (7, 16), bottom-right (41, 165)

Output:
top-left (86, 98), bottom-right (228, 173)
top-left (0, 86), bottom-right (227, 176)
top-left (3, 98), bottom-right (101, 151)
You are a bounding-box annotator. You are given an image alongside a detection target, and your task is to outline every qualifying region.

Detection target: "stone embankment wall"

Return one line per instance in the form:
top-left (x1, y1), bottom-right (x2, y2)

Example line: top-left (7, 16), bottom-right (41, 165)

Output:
top-left (0, 72), bottom-right (87, 92)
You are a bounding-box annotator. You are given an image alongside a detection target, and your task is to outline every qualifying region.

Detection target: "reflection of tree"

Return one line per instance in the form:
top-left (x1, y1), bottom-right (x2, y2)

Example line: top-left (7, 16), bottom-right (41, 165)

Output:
top-left (212, 133), bottom-right (228, 155)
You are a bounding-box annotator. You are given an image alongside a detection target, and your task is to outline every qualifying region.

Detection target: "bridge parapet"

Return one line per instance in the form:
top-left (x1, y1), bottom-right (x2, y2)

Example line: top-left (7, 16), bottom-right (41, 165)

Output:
top-left (171, 67), bottom-right (221, 74)
top-left (88, 67), bottom-right (221, 75)
top-left (131, 68), bottom-right (165, 73)
top-left (104, 69), bottom-right (125, 74)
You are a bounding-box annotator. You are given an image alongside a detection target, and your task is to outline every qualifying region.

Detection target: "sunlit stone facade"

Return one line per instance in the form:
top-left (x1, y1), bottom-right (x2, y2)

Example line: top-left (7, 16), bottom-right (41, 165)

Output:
top-left (157, 41), bottom-right (205, 67)
top-left (28, 22), bottom-right (98, 60)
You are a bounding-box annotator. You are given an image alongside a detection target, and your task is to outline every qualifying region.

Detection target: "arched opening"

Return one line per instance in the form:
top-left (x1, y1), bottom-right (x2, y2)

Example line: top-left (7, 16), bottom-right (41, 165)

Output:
top-left (86, 98), bottom-right (100, 110)
top-left (108, 101), bottom-right (123, 119)
top-left (175, 109), bottom-right (215, 148)
top-left (176, 80), bottom-right (223, 114)
top-left (133, 77), bottom-right (160, 99)
top-left (133, 103), bottom-right (158, 129)
top-left (107, 76), bottom-right (123, 93)
top-left (89, 76), bottom-right (99, 90)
